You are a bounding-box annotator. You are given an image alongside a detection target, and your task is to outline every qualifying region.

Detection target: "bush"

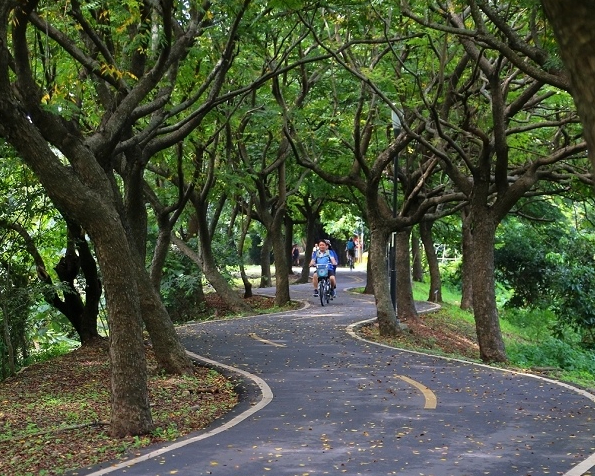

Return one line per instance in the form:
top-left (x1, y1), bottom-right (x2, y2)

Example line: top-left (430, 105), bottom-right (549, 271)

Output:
top-left (500, 307), bottom-right (556, 341)
top-left (507, 338), bottom-right (595, 375)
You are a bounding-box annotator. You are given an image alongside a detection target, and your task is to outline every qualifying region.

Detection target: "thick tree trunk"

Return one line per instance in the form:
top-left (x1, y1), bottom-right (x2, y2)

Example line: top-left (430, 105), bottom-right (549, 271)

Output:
top-left (368, 226), bottom-right (403, 336)
top-left (411, 231), bottom-right (424, 282)
top-left (259, 233), bottom-right (273, 288)
top-left (420, 220), bottom-right (442, 303)
top-left (460, 207), bottom-right (474, 310)
top-left (271, 216), bottom-right (291, 306)
top-left (134, 266), bottom-right (194, 375)
top-left (396, 229), bottom-right (419, 323)
top-left (0, 104), bottom-right (153, 436)
top-left (93, 222), bottom-right (154, 437)
top-left (122, 167), bottom-right (194, 374)
top-left (470, 213), bottom-right (507, 363)
top-left (542, 1), bottom-right (595, 168)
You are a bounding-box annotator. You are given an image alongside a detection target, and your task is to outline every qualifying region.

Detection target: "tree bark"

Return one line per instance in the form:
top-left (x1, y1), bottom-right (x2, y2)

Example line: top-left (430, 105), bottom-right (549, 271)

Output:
top-left (0, 286), bottom-right (15, 378)
top-left (271, 221), bottom-right (291, 306)
top-left (53, 241), bottom-right (101, 343)
top-left (259, 233), bottom-right (273, 288)
top-left (368, 226), bottom-right (403, 336)
top-left (420, 220), bottom-right (442, 303)
top-left (469, 210), bottom-right (507, 363)
top-left (193, 196), bottom-right (251, 313)
top-left (363, 257), bottom-right (374, 295)
top-left (460, 207), bottom-right (474, 310)
top-left (396, 229), bottom-right (419, 323)
top-left (237, 206), bottom-right (254, 298)
top-left (73, 226), bottom-right (103, 343)
top-left (149, 213), bottom-right (174, 292)
top-left (135, 264), bottom-right (194, 375)
top-left (411, 231), bottom-right (424, 282)
top-left (98, 231), bottom-right (154, 437)
top-left (285, 215), bottom-right (295, 275)
top-left (542, 0), bottom-right (595, 168)
top-left (270, 161), bottom-right (291, 307)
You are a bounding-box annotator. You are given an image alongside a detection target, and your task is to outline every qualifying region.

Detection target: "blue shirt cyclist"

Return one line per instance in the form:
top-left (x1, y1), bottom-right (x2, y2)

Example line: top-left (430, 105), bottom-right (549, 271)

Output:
top-left (309, 239), bottom-right (338, 297)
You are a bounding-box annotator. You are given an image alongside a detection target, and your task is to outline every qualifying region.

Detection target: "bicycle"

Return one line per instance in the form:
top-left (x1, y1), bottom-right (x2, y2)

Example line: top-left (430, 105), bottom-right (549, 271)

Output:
top-left (316, 263), bottom-right (333, 306)
top-left (346, 253), bottom-right (355, 270)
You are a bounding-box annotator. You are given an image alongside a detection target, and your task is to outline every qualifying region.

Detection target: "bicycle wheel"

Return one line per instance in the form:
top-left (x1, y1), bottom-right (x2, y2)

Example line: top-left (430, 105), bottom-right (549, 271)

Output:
top-left (325, 280), bottom-right (331, 304)
top-left (349, 257), bottom-right (354, 270)
top-left (319, 280), bottom-right (325, 306)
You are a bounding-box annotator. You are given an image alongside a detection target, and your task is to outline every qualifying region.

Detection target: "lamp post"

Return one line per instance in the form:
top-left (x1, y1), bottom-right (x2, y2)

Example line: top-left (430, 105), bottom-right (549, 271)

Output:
top-left (389, 109), bottom-right (402, 315)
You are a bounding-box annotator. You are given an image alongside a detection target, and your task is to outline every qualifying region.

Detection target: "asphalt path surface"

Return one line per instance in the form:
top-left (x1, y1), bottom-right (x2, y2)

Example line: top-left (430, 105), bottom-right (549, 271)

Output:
top-left (78, 269), bottom-right (595, 476)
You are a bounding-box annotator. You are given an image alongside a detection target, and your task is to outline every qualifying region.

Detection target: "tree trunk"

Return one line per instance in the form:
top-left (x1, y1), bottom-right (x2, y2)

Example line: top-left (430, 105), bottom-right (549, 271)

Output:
top-left (7, 218), bottom-right (102, 344)
top-left (149, 214), bottom-right (173, 292)
top-left (171, 235), bottom-right (250, 314)
top-left (363, 257), bottom-right (374, 294)
top-left (368, 226), bottom-right (403, 336)
top-left (396, 229), bottom-right (419, 323)
top-left (259, 233), bottom-right (273, 288)
top-left (469, 213), bottom-right (507, 363)
top-left (237, 210), bottom-right (254, 298)
top-left (135, 266), bottom-right (194, 375)
top-left (542, 0), bottom-right (595, 168)
top-left (299, 213), bottom-right (318, 284)
top-left (54, 243), bottom-right (103, 344)
top-left (411, 230), bottom-right (424, 282)
top-left (272, 224), bottom-right (291, 306)
top-left (460, 207), bottom-right (474, 310)
top-left (0, 287), bottom-right (15, 378)
top-left (74, 228), bottom-right (103, 343)
top-left (121, 161), bottom-right (194, 374)
top-left (420, 220), bottom-right (442, 303)
top-left (0, 103), bottom-right (153, 436)
top-left (93, 222), bottom-right (154, 437)
top-left (192, 197), bottom-right (251, 312)
top-left (285, 215), bottom-right (295, 275)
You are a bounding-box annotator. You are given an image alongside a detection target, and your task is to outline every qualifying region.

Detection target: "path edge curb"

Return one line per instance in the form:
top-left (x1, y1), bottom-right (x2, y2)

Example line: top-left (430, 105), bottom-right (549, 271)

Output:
top-left (74, 353), bottom-right (273, 476)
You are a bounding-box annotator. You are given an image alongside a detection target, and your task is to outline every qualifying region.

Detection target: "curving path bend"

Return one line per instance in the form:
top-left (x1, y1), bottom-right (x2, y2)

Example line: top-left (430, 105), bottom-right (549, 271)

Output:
top-left (78, 269), bottom-right (595, 476)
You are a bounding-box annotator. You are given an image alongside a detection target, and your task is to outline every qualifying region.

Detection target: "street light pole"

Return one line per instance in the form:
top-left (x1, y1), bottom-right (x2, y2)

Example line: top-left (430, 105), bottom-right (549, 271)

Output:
top-left (390, 109), bottom-right (402, 316)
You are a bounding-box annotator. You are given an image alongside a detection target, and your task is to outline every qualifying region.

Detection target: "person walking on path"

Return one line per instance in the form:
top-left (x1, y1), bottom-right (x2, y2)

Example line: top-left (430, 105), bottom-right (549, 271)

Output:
top-left (291, 244), bottom-right (300, 266)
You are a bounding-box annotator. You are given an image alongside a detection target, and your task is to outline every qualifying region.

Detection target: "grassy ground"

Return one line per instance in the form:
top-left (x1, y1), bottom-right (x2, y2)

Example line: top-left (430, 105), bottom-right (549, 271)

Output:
top-left (0, 342), bottom-right (239, 476)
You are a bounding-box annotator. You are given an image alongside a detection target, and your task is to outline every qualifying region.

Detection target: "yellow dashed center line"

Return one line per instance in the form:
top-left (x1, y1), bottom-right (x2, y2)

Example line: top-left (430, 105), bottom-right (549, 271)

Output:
top-left (248, 333), bottom-right (286, 347)
top-left (396, 375), bottom-right (437, 409)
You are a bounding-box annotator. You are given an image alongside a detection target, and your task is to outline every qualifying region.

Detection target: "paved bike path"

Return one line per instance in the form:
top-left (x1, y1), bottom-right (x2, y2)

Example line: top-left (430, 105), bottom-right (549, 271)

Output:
top-left (78, 270), bottom-right (595, 476)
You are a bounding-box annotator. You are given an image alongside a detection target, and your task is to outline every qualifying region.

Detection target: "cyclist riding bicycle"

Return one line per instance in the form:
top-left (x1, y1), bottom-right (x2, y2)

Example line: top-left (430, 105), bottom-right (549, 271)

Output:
top-left (309, 239), bottom-right (337, 297)
top-left (346, 237), bottom-right (356, 261)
